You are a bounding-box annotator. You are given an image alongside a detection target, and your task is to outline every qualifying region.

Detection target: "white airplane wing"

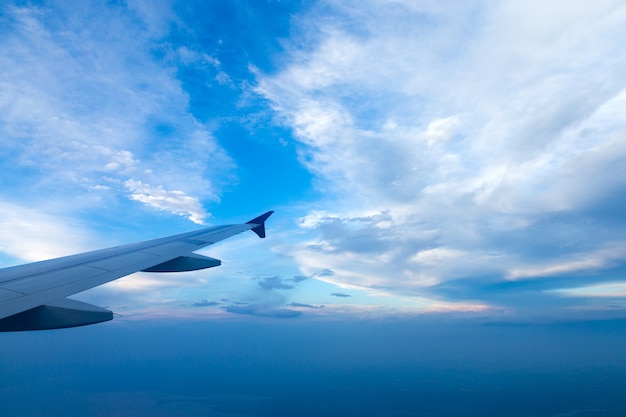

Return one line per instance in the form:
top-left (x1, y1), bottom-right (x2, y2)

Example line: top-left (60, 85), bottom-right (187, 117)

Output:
top-left (0, 211), bottom-right (273, 332)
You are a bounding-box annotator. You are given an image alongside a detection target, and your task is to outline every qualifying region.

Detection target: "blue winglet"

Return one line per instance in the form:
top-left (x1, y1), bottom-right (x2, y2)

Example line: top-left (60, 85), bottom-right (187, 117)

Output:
top-left (246, 211), bottom-right (274, 238)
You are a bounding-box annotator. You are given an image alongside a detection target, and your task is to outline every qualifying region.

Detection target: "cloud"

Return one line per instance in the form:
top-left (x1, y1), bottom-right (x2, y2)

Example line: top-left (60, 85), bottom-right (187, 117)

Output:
top-left (330, 293), bottom-right (351, 298)
top-left (223, 303), bottom-right (302, 318)
top-left (291, 275), bottom-right (309, 283)
top-left (507, 244), bottom-right (626, 280)
top-left (0, 3), bottom-right (232, 223)
top-left (103, 272), bottom-right (203, 293)
top-left (552, 282), bottom-right (626, 298)
top-left (424, 116), bottom-right (460, 146)
top-left (0, 201), bottom-right (93, 262)
top-left (254, 0), bottom-right (626, 311)
top-left (190, 299), bottom-right (220, 307)
top-left (257, 276), bottom-right (295, 291)
top-left (221, 274), bottom-right (320, 318)
top-left (287, 302), bottom-right (324, 309)
top-left (124, 180), bottom-right (209, 224)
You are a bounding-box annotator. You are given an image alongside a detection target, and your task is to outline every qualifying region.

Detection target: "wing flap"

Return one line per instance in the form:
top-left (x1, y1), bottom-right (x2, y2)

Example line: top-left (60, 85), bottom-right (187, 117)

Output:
top-left (141, 254), bottom-right (221, 272)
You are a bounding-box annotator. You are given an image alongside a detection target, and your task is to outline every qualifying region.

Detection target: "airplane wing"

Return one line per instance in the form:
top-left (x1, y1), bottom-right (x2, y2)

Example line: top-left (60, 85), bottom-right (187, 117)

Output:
top-left (0, 211), bottom-right (273, 332)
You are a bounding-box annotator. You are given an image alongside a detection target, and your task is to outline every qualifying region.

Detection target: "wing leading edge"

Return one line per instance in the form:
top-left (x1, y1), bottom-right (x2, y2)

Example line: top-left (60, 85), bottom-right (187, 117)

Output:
top-left (0, 211), bottom-right (273, 332)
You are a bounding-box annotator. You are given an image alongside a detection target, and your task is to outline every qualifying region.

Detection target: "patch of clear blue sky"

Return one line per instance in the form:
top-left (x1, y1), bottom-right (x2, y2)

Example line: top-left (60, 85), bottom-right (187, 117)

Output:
top-left (169, 0), bottom-right (319, 218)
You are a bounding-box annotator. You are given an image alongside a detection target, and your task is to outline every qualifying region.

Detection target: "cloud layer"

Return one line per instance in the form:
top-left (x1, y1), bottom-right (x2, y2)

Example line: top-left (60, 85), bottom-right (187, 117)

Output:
top-left (3, 1), bottom-right (626, 319)
top-left (255, 0), bottom-right (626, 310)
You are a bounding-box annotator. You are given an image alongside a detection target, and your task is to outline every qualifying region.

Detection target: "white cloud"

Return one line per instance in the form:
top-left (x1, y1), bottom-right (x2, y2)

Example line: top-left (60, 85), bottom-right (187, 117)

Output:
top-left (551, 282), bottom-right (626, 298)
top-left (424, 116), bottom-right (460, 146)
top-left (0, 3), bottom-right (232, 221)
top-left (124, 179), bottom-right (208, 224)
top-left (256, 0), bottom-right (626, 300)
top-left (0, 201), bottom-right (93, 262)
top-left (508, 244), bottom-right (626, 280)
top-left (409, 247), bottom-right (466, 266)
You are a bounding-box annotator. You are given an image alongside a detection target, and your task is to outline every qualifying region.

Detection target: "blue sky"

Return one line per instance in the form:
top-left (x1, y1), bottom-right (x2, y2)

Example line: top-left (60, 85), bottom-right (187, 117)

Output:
top-left (2, 0), bottom-right (626, 322)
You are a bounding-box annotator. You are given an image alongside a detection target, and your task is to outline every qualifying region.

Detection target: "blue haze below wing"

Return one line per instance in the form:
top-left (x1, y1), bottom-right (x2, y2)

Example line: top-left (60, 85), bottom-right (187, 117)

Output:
top-left (2, 319), bottom-right (626, 416)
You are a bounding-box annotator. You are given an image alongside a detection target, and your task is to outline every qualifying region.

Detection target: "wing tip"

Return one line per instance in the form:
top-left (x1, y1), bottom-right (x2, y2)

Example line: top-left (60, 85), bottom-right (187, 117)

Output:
top-left (246, 211), bottom-right (274, 238)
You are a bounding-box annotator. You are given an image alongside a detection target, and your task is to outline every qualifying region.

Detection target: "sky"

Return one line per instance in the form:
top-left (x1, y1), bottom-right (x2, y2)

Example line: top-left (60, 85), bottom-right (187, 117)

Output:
top-left (1, 1), bottom-right (626, 415)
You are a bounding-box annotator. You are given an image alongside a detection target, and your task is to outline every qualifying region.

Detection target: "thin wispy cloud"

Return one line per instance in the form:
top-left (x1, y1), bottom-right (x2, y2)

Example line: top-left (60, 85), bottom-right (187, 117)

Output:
top-left (0, 2), bottom-right (230, 222)
top-left (0, 201), bottom-right (93, 262)
top-left (223, 303), bottom-right (302, 318)
top-left (287, 302), bottom-right (324, 309)
top-left (330, 293), bottom-right (351, 298)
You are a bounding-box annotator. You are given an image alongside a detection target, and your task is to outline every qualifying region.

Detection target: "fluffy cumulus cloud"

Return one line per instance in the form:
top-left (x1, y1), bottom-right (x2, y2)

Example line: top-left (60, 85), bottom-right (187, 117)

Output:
top-left (0, 2), bottom-right (231, 221)
top-left (255, 0), bottom-right (626, 309)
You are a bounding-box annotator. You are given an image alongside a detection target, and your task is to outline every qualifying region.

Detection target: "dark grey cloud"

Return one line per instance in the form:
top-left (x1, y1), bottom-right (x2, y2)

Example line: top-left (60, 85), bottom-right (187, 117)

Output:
top-left (431, 265), bottom-right (626, 317)
top-left (224, 276), bottom-right (315, 318)
top-left (257, 276), bottom-right (295, 291)
top-left (223, 304), bottom-right (302, 318)
top-left (190, 299), bottom-right (219, 308)
top-left (330, 292), bottom-right (351, 298)
top-left (287, 302), bottom-right (324, 309)
top-left (291, 275), bottom-right (309, 283)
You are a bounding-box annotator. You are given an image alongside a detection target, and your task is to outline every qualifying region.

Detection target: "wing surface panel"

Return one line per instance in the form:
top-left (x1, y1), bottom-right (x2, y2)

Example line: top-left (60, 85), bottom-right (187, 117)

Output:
top-left (0, 288), bottom-right (22, 303)
top-left (2, 266), bottom-right (108, 293)
top-left (86, 252), bottom-right (161, 271)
